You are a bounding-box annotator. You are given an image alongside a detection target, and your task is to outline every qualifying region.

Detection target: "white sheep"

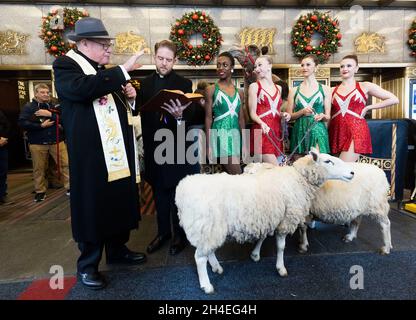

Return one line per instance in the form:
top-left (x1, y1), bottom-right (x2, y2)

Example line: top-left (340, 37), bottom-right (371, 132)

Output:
top-left (303, 162), bottom-right (392, 254)
top-left (249, 161), bottom-right (392, 262)
top-left (175, 150), bottom-right (354, 294)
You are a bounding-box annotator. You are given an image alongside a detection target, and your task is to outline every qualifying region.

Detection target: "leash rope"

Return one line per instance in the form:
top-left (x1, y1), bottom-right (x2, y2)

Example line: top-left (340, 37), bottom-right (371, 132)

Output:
top-left (266, 119), bottom-right (319, 166)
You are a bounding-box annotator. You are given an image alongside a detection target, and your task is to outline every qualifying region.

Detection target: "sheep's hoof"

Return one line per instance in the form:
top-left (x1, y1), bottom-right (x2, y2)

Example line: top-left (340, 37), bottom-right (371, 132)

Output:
top-left (297, 244), bottom-right (308, 254)
top-left (250, 252), bottom-right (260, 262)
top-left (379, 246), bottom-right (391, 255)
top-left (202, 284), bottom-right (214, 294)
top-left (277, 267), bottom-right (288, 277)
top-left (342, 234), bottom-right (354, 243)
top-left (212, 265), bottom-right (223, 274)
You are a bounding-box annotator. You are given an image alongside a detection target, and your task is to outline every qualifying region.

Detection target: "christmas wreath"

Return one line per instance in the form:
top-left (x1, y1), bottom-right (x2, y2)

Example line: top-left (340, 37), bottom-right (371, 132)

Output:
top-left (408, 19), bottom-right (416, 57)
top-left (39, 7), bottom-right (89, 57)
top-left (291, 11), bottom-right (342, 64)
top-left (169, 10), bottom-right (222, 66)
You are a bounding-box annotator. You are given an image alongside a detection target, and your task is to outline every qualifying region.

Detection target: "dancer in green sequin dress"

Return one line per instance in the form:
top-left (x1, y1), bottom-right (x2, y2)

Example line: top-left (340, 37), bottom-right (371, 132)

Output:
top-left (287, 54), bottom-right (331, 155)
top-left (205, 52), bottom-right (245, 174)
top-left (210, 83), bottom-right (242, 156)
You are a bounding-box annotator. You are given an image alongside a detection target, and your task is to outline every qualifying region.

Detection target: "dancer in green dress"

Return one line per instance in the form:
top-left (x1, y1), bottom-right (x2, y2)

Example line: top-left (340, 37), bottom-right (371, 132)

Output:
top-left (286, 54), bottom-right (331, 155)
top-left (205, 52), bottom-right (245, 174)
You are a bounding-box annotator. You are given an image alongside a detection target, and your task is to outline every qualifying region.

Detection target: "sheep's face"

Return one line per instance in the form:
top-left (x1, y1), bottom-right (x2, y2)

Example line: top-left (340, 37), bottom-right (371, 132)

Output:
top-left (311, 150), bottom-right (355, 182)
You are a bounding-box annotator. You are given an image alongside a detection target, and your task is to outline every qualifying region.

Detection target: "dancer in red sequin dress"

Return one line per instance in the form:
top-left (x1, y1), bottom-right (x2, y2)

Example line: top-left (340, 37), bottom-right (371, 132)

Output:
top-left (248, 55), bottom-right (291, 165)
top-left (329, 55), bottom-right (399, 162)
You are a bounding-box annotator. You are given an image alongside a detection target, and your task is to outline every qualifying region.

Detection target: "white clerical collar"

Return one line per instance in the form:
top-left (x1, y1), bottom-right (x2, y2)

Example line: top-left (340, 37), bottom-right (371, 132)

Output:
top-left (155, 70), bottom-right (164, 78)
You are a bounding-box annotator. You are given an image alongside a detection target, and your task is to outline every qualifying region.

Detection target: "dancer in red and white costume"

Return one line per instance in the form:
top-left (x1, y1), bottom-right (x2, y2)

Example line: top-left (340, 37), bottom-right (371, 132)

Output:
top-left (329, 55), bottom-right (399, 162)
top-left (248, 55), bottom-right (291, 165)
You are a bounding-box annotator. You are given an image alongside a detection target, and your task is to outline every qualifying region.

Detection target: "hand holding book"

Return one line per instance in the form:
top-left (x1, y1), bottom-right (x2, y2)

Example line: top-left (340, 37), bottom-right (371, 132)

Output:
top-left (161, 99), bottom-right (192, 125)
top-left (140, 89), bottom-right (203, 113)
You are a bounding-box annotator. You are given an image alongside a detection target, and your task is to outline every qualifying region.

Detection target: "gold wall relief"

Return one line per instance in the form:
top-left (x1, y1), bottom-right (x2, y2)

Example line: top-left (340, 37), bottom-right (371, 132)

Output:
top-left (354, 33), bottom-right (385, 54)
top-left (18, 81), bottom-right (26, 100)
top-left (236, 28), bottom-right (276, 55)
top-left (289, 67), bottom-right (330, 79)
top-left (289, 67), bottom-right (330, 87)
top-left (114, 31), bottom-right (147, 55)
top-left (405, 67), bottom-right (416, 78)
top-left (0, 30), bottom-right (29, 55)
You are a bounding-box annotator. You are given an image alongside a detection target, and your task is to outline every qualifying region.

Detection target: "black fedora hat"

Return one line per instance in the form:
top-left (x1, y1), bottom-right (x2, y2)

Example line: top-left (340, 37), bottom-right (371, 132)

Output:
top-left (67, 17), bottom-right (114, 41)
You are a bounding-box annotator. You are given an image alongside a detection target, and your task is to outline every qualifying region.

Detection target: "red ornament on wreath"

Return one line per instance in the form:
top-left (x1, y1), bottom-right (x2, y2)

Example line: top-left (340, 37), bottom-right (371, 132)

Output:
top-left (169, 10), bottom-right (223, 66)
top-left (291, 10), bottom-right (341, 64)
top-left (408, 19), bottom-right (416, 58)
top-left (39, 7), bottom-right (89, 58)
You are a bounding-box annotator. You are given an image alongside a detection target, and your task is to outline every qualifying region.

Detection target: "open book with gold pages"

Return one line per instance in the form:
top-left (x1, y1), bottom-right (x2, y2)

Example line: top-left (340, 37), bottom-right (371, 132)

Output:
top-left (140, 89), bottom-right (203, 112)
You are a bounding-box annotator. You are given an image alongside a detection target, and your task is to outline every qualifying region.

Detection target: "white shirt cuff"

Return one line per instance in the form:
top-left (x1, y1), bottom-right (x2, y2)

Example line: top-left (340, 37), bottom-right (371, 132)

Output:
top-left (119, 65), bottom-right (131, 81)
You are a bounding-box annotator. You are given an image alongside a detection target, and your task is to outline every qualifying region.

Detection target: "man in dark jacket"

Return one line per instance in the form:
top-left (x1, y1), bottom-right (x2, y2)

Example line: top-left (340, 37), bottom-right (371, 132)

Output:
top-left (18, 83), bottom-right (70, 202)
top-left (0, 110), bottom-right (10, 205)
top-left (53, 17), bottom-right (148, 290)
top-left (139, 40), bottom-right (202, 256)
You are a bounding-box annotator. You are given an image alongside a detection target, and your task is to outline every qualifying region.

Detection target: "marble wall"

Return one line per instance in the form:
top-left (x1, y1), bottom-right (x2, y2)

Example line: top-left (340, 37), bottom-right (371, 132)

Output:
top-left (0, 4), bottom-right (415, 66)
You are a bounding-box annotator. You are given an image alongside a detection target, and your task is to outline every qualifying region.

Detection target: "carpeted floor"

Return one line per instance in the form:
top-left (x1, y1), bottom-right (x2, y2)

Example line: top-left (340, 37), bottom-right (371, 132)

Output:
top-left (64, 250), bottom-right (416, 300)
top-left (1, 249), bottom-right (415, 300)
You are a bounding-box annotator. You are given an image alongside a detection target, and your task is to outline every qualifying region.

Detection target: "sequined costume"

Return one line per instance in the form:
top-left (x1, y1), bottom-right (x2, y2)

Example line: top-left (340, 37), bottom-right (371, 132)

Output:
top-left (251, 81), bottom-right (283, 156)
top-left (211, 82), bottom-right (242, 157)
top-left (329, 82), bottom-right (372, 154)
top-left (290, 83), bottom-right (330, 154)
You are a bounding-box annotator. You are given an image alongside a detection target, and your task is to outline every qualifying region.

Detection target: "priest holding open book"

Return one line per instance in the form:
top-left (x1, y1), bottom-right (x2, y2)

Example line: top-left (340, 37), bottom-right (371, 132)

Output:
top-left (138, 40), bottom-right (203, 256)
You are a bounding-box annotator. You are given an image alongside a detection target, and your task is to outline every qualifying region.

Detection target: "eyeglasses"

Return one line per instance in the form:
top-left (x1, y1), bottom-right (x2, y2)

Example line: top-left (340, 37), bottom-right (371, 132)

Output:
top-left (88, 39), bottom-right (114, 51)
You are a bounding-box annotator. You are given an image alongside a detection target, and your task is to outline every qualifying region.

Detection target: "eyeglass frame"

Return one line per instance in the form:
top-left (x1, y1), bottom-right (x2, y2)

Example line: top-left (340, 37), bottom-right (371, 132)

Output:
top-left (87, 39), bottom-right (114, 51)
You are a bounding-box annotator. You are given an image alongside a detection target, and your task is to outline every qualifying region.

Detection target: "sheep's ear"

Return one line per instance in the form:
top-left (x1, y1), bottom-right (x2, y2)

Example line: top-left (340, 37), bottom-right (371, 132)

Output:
top-left (309, 149), bottom-right (319, 162)
top-left (310, 147), bottom-right (318, 154)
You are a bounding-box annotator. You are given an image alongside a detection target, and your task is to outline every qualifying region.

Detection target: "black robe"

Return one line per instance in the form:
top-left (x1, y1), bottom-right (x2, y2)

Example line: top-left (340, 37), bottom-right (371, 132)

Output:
top-left (138, 71), bottom-right (202, 189)
top-left (53, 52), bottom-right (140, 243)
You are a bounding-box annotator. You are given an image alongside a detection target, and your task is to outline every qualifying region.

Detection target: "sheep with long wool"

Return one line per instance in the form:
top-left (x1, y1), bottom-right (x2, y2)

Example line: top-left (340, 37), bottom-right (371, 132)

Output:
top-left (302, 162), bottom-right (392, 254)
top-left (175, 150), bottom-right (354, 294)
top-left (248, 161), bottom-right (392, 263)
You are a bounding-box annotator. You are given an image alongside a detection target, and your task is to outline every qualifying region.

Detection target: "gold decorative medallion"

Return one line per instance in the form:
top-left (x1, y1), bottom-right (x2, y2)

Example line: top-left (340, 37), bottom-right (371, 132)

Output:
top-left (114, 31), bottom-right (147, 55)
top-left (237, 28), bottom-right (276, 54)
top-left (0, 30), bottom-right (29, 55)
top-left (354, 33), bottom-right (385, 54)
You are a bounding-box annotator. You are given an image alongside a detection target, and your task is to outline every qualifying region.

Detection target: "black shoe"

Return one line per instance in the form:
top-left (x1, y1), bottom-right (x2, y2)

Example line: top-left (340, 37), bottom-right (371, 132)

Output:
top-left (0, 196), bottom-right (14, 206)
top-left (34, 192), bottom-right (46, 202)
top-left (49, 184), bottom-right (63, 189)
top-left (77, 271), bottom-right (107, 290)
top-left (146, 234), bottom-right (171, 254)
top-left (107, 250), bottom-right (147, 265)
top-left (169, 236), bottom-right (188, 256)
